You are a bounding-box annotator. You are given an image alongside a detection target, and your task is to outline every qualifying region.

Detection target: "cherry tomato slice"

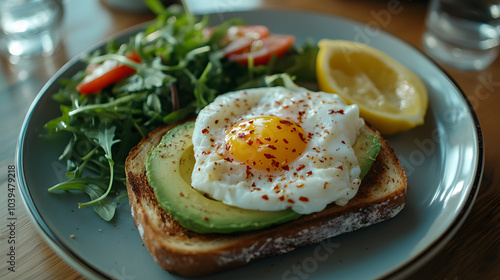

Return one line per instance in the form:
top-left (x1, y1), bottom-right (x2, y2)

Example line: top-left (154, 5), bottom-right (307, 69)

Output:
top-left (204, 25), bottom-right (270, 55)
top-left (76, 51), bottom-right (141, 95)
top-left (227, 34), bottom-right (295, 66)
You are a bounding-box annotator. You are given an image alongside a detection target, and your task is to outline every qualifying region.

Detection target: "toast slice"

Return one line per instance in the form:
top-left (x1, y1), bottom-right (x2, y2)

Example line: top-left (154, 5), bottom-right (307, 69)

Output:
top-left (125, 123), bottom-right (407, 276)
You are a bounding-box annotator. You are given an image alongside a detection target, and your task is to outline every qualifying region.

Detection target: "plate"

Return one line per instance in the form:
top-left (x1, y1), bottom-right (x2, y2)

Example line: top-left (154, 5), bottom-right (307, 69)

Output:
top-left (17, 9), bottom-right (483, 280)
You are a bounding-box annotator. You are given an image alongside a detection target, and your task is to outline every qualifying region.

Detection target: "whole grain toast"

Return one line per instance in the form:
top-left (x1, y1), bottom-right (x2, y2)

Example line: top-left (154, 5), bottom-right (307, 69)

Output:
top-left (125, 123), bottom-right (407, 276)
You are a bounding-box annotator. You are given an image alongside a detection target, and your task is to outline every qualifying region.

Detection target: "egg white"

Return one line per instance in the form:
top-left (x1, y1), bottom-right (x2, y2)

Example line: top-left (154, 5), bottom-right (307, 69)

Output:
top-left (191, 86), bottom-right (364, 214)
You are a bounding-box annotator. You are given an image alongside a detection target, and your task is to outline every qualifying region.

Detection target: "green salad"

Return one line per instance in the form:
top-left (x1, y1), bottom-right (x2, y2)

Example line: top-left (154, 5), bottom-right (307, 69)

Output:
top-left (44, 0), bottom-right (318, 221)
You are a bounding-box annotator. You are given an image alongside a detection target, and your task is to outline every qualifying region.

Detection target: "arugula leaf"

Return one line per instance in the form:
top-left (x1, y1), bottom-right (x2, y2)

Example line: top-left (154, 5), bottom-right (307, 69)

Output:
top-left (82, 126), bottom-right (120, 206)
top-left (49, 177), bottom-right (117, 221)
top-left (283, 40), bottom-right (319, 82)
top-left (48, 126), bottom-right (121, 220)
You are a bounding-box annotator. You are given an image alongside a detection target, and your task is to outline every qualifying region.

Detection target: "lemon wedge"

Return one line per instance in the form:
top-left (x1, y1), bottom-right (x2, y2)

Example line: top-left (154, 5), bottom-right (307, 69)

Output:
top-left (316, 39), bottom-right (428, 135)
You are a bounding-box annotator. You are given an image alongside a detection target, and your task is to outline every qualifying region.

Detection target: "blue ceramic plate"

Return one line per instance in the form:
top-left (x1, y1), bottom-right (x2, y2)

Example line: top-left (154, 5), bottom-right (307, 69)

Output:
top-left (17, 9), bottom-right (483, 280)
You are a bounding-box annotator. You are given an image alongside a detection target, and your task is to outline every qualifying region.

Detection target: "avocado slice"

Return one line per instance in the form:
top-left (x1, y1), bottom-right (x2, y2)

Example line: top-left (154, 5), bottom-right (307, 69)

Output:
top-left (146, 122), bottom-right (380, 234)
top-left (354, 131), bottom-right (382, 179)
top-left (146, 122), bottom-right (301, 234)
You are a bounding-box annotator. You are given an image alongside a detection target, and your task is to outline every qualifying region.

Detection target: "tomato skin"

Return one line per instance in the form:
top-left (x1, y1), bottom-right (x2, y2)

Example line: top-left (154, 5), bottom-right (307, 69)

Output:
top-left (204, 25), bottom-right (269, 43)
top-left (227, 34), bottom-right (295, 66)
top-left (76, 51), bottom-right (141, 95)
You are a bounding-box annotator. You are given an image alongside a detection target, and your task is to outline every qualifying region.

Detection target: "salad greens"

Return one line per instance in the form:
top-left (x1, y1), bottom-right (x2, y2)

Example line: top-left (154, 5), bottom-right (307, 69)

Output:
top-left (45, 1), bottom-right (318, 221)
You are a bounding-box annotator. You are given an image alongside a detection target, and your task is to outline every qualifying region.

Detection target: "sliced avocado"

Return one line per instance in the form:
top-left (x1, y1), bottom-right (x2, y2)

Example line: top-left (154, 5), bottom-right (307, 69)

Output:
top-left (146, 122), bottom-right (301, 234)
top-left (146, 122), bottom-right (381, 234)
top-left (353, 131), bottom-right (382, 179)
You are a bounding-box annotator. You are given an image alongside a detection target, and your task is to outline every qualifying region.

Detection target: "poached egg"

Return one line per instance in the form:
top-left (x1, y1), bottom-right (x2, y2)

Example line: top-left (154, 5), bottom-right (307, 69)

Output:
top-left (191, 86), bottom-right (364, 214)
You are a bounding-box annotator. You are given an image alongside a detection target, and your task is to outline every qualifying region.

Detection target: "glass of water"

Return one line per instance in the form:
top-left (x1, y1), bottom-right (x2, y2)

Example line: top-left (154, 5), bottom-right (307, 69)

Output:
top-left (422, 0), bottom-right (500, 71)
top-left (0, 0), bottom-right (63, 64)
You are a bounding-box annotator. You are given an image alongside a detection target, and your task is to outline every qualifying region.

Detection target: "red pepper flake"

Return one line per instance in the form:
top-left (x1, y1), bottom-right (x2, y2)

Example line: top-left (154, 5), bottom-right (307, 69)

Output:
top-left (296, 164), bottom-right (306, 171)
top-left (279, 196), bottom-right (285, 201)
top-left (210, 138), bottom-right (215, 142)
top-left (238, 132), bottom-right (246, 139)
top-left (306, 171), bottom-right (313, 176)
top-left (298, 133), bottom-right (306, 143)
top-left (336, 165), bottom-right (344, 170)
top-left (277, 125), bottom-right (282, 130)
top-left (341, 140), bottom-right (346, 144)
top-left (324, 182), bottom-right (328, 189)
top-left (224, 157), bottom-right (232, 162)
top-left (328, 109), bottom-right (344, 114)
top-left (264, 153), bottom-right (276, 159)
top-left (267, 144), bottom-right (277, 150)
top-left (287, 199), bottom-right (295, 203)
top-left (180, 192), bottom-right (185, 197)
top-left (256, 139), bottom-right (264, 145)
top-left (204, 217), bottom-right (210, 221)
top-left (264, 137), bottom-right (271, 142)
top-left (297, 184), bottom-right (304, 188)
top-left (282, 165), bottom-right (290, 171)
top-left (246, 166), bottom-right (253, 179)
top-left (247, 139), bottom-right (254, 146)
top-left (299, 196), bottom-right (309, 202)
top-left (202, 128), bottom-right (209, 134)
top-left (283, 138), bottom-right (289, 144)
top-left (262, 195), bottom-right (269, 200)
top-left (279, 120), bottom-right (292, 125)
top-left (215, 120), bottom-right (219, 124)
top-left (292, 148), bottom-right (297, 153)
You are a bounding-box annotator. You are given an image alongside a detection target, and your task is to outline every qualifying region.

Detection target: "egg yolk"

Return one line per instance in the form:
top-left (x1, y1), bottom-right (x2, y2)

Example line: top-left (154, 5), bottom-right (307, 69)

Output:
top-left (225, 116), bottom-right (308, 172)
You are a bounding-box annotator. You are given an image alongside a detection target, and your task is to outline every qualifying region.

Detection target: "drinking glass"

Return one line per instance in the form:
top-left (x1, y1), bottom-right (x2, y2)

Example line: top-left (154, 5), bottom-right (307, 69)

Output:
top-left (422, 0), bottom-right (500, 71)
top-left (0, 0), bottom-right (63, 64)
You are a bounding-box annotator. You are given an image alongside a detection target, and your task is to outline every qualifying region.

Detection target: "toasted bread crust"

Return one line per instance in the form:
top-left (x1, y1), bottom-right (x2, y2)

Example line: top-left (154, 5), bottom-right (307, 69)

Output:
top-left (126, 124), bottom-right (407, 276)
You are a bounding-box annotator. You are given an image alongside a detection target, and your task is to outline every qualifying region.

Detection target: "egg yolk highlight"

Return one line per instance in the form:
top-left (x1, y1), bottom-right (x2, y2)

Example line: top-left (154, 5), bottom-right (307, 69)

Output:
top-left (225, 116), bottom-right (308, 172)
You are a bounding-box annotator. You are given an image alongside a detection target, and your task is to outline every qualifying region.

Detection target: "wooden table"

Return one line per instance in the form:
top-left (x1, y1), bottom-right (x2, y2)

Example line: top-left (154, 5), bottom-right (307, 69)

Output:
top-left (0, 0), bottom-right (498, 279)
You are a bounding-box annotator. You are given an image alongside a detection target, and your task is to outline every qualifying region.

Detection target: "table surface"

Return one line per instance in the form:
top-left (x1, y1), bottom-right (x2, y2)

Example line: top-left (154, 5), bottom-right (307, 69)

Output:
top-left (1, 0), bottom-right (498, 279)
